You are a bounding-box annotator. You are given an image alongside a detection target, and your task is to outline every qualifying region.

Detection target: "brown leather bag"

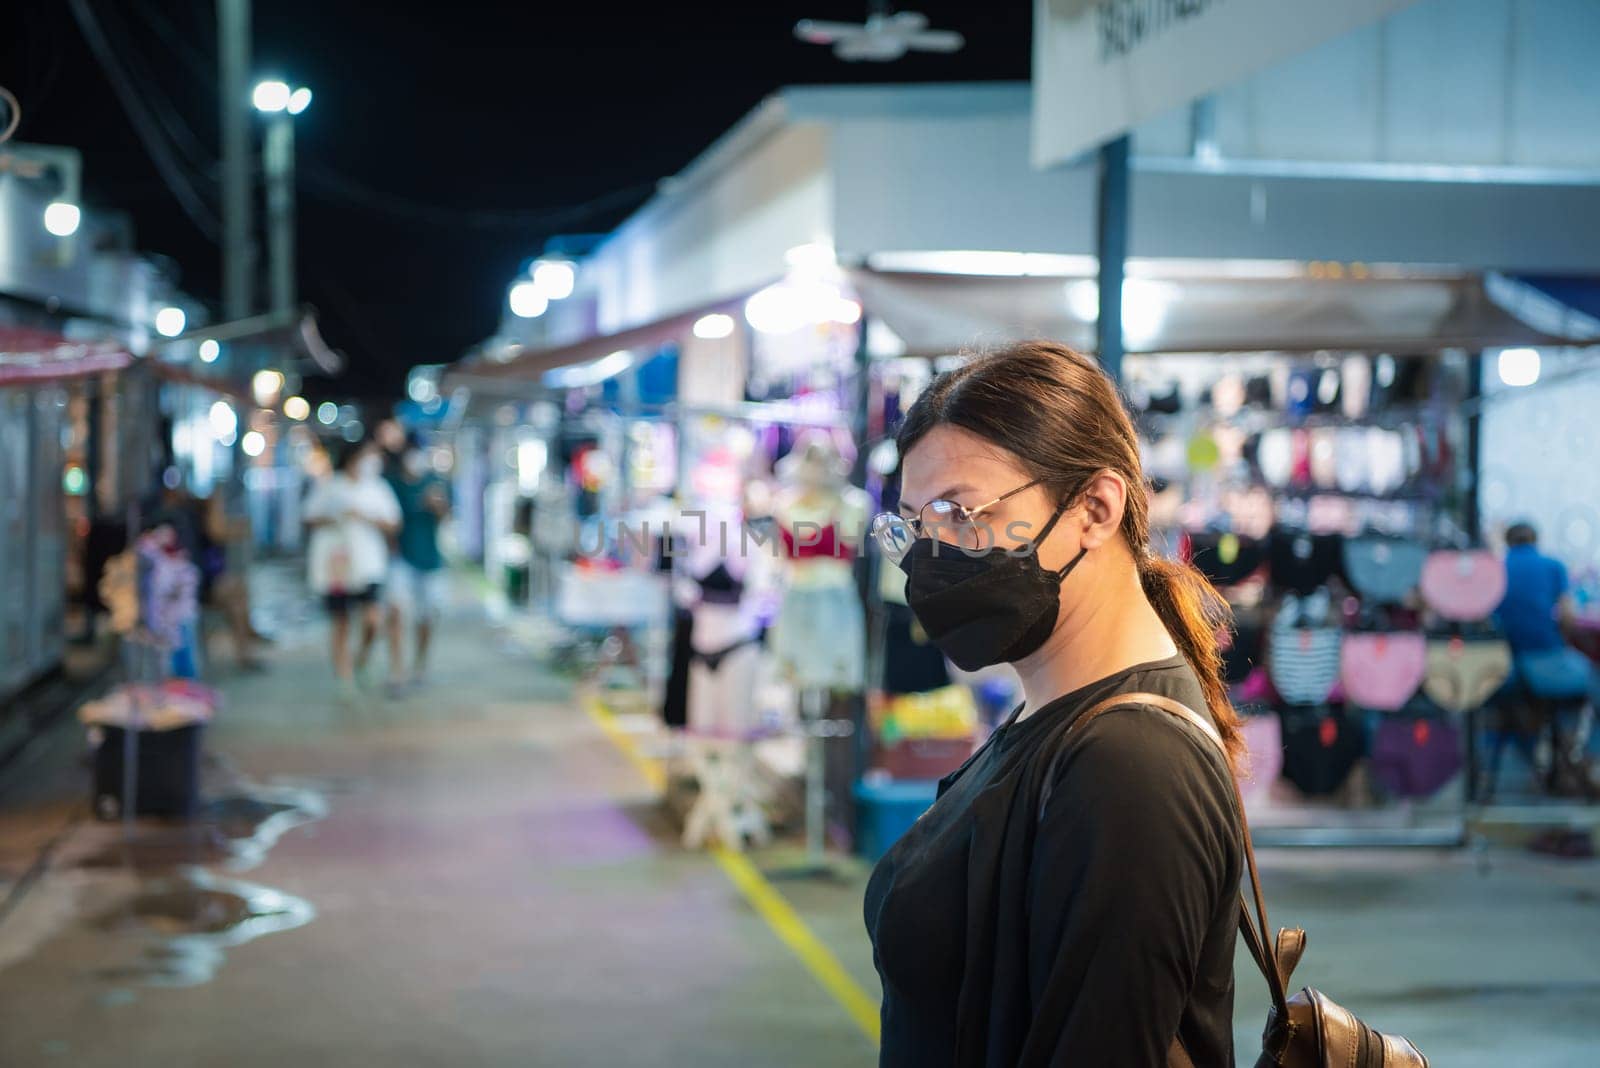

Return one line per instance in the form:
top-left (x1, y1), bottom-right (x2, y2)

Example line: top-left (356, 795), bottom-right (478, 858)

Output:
top-left (1067, 693), bottom-right (1429, 1068)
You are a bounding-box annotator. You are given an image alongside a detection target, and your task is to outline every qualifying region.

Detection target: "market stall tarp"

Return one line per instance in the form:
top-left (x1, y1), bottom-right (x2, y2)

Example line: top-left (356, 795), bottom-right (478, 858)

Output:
top-left (0, 326), bottom-right (132, 385)
top-left (846, 268), bottom-right (1581, 357)
top-left (444, 295), bottom-right (751, 392)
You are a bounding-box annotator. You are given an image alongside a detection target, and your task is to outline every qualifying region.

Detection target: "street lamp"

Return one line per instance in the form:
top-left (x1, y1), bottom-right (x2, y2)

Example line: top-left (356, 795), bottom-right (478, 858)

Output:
top-left (43, 201), bottom-right (81, 237)
top-left (253, 79), bottom-right (311, 318)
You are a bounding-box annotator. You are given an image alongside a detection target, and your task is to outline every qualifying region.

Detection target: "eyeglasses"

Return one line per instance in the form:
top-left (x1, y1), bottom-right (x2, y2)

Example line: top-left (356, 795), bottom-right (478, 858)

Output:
top-left (869, 479), bottom-right (1043, 564)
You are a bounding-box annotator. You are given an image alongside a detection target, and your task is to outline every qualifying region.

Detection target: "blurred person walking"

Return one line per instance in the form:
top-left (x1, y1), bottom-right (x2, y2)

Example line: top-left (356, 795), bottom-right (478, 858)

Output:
top-left (383, 433), bottom-right (450, 695)
top-left (304, 439), bottom-right (401, 699)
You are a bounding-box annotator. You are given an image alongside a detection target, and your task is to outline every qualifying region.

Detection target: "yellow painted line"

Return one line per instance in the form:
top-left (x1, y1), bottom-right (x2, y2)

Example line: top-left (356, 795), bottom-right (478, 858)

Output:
top-left (581, 693), bottom-right (666, 793)
top-left (580, 694), bottom-right (881, 1047)
top-left (709, 845), bottom-right (882, 1044)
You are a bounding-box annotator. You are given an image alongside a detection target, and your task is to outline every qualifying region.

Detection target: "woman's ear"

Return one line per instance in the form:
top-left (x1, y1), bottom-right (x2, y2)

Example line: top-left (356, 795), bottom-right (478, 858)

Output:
top-left (1076, 470), bottom-right (1128, 550)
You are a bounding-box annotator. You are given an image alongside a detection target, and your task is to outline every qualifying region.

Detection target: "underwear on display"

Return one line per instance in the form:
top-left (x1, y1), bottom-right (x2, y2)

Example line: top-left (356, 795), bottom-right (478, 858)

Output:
top-left (1280, 706), bottom-right (1367, 798)
top-left (1370, 716), bottom-right (1463, 799)
top-left (1342, 535), bottom-right (1429, 605)
top-left (1339, 631), bottom-right (1428, 712)
top-left (1419, 550), bottom-right (1507, 623)
top-left (1422, 637), bottom-right (1513, 713)
top-left (1268, 529), bottom-right (1345, 596)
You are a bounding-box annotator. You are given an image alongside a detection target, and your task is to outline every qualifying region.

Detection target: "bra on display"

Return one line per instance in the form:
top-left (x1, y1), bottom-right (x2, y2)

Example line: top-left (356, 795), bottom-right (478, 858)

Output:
top-left (1270, 594), bottom-right (1343, 707)
top-left (1340, 355), bottom-right (1373, 419)
top-left (1339, 631), bottom-right (1427, 712)
top-left (1268, 530), bottom-right (1345, 596)
top-left (780, 523), bottom-right (855, 561)
top-left (1333, 428), bottom-right (1368, 494)
top-left (1422, 636), bottom-right (1513, 713)
top-left (1309, 427), bottom-right (1340, 490)
top-left (1419, 550), bottom-right (1507, 622)
top-left (1280, 706), bottom-right (1367, 797)
top-left (1370, 716), bottom-right (1462, 799)
top-left (1254, 428), bottom-right (1293, 489)
top-left (1187, 532), bottom-right (1267, 589)
top-left (696, 562), bottom-right (744, 604)
top-left (1186, 430), bottom-right (1222, 473)
top-left (1342, 535), bottom-right (1428, 605)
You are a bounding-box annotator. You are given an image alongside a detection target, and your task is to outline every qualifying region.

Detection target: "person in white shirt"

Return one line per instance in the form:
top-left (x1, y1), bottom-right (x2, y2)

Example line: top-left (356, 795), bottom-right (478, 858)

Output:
top-left (303, 439), bottom-right (402, 695)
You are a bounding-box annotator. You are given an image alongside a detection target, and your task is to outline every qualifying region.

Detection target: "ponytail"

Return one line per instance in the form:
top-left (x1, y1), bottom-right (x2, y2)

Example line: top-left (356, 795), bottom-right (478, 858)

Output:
top-left (1138, 554), bottom-right (1246, 774)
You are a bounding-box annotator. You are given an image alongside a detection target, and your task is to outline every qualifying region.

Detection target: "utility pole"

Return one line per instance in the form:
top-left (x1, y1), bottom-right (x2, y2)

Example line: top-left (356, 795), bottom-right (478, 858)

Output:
top-left (1095, 134), bottom-right (1131, 384)
top-left (218, 0), bottom-right (252, 321)
top-left (264, 112), bottom-right (295, 316)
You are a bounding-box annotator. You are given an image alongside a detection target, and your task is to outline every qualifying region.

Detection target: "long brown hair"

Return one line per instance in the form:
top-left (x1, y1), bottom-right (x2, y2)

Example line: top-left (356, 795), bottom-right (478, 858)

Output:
top-left (896, 340), bottom-right (1244, 770)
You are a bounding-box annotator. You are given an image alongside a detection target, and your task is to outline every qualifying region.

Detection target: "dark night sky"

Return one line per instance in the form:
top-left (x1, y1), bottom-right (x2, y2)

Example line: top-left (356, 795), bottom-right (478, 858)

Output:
top-left (3, 1), bottom-right (1031, 398)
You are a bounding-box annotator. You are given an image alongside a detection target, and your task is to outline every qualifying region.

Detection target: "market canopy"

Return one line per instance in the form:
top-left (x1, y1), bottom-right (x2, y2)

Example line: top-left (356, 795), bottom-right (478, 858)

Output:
top-left (0, 325), bottom-right (132, 385)
top-left (846, 267), bottom-right (1582, 358)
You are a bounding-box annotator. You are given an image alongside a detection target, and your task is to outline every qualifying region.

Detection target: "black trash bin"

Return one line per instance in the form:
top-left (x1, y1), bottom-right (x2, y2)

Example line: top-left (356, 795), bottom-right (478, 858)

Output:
top-left (93, 724), bottom-right (204, 820)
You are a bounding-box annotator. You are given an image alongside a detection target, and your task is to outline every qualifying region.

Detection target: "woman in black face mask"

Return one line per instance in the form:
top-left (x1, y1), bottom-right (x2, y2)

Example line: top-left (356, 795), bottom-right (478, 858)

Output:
top-left (863, 342), bottom-right (1246, 1067)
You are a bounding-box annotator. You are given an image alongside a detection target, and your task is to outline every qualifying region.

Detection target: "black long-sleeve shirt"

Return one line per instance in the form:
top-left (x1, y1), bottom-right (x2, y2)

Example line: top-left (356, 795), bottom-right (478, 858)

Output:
top-left (864, 656), bottom-right (1242, 1067)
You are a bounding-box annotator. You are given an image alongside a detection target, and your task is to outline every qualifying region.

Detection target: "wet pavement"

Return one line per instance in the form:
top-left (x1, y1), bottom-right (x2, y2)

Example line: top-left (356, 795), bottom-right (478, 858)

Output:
top-left (1, 566), bottom-right (1598, 1066)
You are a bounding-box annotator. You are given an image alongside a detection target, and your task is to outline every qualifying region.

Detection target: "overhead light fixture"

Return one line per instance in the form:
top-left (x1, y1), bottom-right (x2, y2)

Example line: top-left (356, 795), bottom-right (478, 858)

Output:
top-left (784, 241), bottom-right (836, 273)
top-left (252, 80), bottom-right (291, 113)
top-left (209, 400), bottom-right (238, 440)
top-left (532, 260), bottom-right (576, 301)
top-left (287, 87), bottom-right (313, 115)
top-left (241, 430), bottom-right (267, 458)
top-left (509, 281), bottom-right (548, 318)
top-left (252, 369), bottom-right (286, 407)
top-left (154, 306), bottom-right (187, 338)
top-left (198, 338), bottom-right (221, 363)
top-left (1497, 347), bottom-right (1541, 388)
top-left (316, 401), bottom-right (339, 425)
top-left (283, 395), bottom-right (311, 421)
top-left (43, 201), bottom-right (81, 237)
top-left (693, 313), bottom-right (736, 340)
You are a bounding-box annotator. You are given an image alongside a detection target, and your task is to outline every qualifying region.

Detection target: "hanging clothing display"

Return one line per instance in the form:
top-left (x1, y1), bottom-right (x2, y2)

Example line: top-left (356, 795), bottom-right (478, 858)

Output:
top-left (1269, 595), bottom-right (1342, 707)
top-left (660, 606), bottom-right (694, 729)
top-left (1268, 530), bottom-right (1344, 596)
top-left (771, 582), bottom-right (866, 690)
top-left (1339, 632), bottom-right (1428, 712)
top-left (1419, 550), bottom-right (1507, 623)
top-left (1280, 706), bottom-right (1367, 797)
top-left (882, 603), bottom-right (950, 696)
top-left (1422, 637), bottom-right (1513, 713)
top-left (1186, 532), bottom-right (1266, 589)
top-left (1221, 620), bottom-right (1265, 686)
top-left (686, 602), bottom-right (765, 737)
top-left (1370, 717), bottom-right (1462, 800)
top-left (1237, 711), bottom-right (1284, 801)
top-left (1342, 536), bottom-right (1429, 606)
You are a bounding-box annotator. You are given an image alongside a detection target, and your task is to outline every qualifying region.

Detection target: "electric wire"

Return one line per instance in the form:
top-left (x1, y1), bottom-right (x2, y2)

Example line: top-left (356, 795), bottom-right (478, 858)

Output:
top-left (66, 0), bottom-right (220, 239)
top-left (0, 85), bottom-right (20, 144)
top-left (298, 163), bottom-right (656, 231)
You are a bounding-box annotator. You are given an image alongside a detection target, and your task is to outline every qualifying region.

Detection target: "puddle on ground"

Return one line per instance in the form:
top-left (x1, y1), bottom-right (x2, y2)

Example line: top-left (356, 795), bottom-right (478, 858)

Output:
top-left (8, 782), bottom-right (330, 990)
top-left (91, 867), bottom-right (314, 987)
top-left (75, 784), bottom-right (326, 874)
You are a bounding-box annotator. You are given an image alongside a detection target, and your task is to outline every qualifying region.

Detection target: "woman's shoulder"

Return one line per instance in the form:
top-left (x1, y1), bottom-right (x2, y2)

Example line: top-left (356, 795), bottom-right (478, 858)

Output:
top-left (1043, 697), bottom-right (1237, 824)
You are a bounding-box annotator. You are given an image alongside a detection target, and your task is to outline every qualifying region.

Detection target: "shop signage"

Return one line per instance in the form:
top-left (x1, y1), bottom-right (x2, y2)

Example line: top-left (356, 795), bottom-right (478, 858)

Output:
top-left (1032, 0), bottom-right (1419, 168)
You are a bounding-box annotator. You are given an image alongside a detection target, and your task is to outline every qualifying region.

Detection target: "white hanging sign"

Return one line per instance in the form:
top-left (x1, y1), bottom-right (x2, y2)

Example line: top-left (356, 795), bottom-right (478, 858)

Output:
top-left (1032, 0), bottom-right (1420, 168)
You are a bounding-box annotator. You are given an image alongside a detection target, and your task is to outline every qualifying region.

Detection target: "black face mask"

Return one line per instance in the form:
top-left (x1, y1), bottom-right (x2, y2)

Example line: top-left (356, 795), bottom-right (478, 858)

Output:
top-left (902, 507), bottom-right (1088, 671)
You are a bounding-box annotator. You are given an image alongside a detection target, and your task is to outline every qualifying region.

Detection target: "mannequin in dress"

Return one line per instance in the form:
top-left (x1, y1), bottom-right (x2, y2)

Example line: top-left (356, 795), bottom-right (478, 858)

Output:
top-left (769, 431), bottom-right (870, 691)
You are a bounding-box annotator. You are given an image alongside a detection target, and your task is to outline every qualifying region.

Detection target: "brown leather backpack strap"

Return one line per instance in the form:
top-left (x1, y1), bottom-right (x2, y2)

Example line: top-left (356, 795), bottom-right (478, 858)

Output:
top-left (1062, 692), bottom-right (1292, 1025)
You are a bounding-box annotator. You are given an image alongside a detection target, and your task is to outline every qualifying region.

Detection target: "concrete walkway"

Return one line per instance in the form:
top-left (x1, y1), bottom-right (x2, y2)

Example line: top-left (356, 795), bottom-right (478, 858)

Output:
top-left (1, 568), bottom-right (1598, 1066)
top-left (0, 574), bottom-right (877, 1068)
